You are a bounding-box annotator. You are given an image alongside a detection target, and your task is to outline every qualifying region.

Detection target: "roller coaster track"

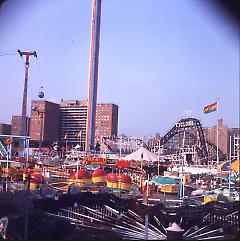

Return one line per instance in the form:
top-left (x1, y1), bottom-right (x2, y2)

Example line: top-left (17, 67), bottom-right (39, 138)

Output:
top-left (155, 117), bottom-right (225, 163)
top-left (160, 118), bottom-right (208, 156)
top-left (0, 141), bottom-right (7, 157)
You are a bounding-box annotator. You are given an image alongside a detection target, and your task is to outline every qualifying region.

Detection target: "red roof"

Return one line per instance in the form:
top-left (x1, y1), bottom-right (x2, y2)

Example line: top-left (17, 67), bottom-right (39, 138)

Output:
top-left (69, 169), bottom-right (91, 179)
top-left (69, 172), bottom-right (76, 179)
top-left (106, 173), bottom-right (118, 183)
top-left (120, 175), bottom-right (132, 184)
top-left (92, 169), bottom-right (106, 177)
top-left (30, 173), bottom-right (43, 184)
top-left (116, 160), bottom-right (131, 168)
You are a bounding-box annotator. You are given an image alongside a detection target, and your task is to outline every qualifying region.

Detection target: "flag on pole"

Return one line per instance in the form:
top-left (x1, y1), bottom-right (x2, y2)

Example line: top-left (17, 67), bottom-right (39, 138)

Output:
top-left (64, 133), bottom-right (68, 140)
top-left (203, 102), bottom-right (217, 114)
top-left (75, 131), bottom-right (81, 138)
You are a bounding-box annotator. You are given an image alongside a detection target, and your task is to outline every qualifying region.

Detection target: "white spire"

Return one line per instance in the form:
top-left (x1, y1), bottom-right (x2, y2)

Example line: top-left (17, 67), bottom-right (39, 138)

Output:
top-left (166, 222), bottom-right (184, 232)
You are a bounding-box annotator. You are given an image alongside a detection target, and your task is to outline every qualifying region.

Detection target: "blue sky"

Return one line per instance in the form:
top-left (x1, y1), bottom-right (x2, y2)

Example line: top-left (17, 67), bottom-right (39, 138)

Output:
top-left (0, 0), bottom-right (239, 137)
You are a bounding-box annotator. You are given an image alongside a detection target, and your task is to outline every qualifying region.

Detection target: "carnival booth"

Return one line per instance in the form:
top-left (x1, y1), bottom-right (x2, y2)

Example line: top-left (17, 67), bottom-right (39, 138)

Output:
top-left (152, 176), bottom-right (179, 194)
top-left (106, 173), bottom-right (118, 189)
top-left (92, 169), bottom-right (106, 184)
top-left (68, 169), bottom-right (92, 187)
top-left (30, 173), bottom-right (44, 190)
top-left (119, 175), bottom-right (132, 192)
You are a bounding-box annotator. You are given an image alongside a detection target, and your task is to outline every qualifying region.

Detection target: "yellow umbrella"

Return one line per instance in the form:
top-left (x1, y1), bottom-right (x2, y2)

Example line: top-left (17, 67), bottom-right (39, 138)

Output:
top-left (231, 160), bottom-right (239, 172)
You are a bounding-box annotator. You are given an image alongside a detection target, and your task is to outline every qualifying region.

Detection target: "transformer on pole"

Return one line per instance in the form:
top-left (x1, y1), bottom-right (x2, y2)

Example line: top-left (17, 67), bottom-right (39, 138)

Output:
top-left (85, 0), bottom-right (102, 152)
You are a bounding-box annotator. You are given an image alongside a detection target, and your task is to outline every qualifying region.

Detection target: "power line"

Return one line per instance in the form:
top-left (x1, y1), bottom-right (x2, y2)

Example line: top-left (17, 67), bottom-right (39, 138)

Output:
top-left (0, 49), bottom-right (18, 54)
top-left (0, 53), bottom-right (18, 56)
top-left (36, 57), bottom-right (44, 88)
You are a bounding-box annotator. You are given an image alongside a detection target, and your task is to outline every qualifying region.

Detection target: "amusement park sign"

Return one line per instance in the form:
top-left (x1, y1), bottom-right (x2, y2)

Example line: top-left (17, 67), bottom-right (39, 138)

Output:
top-left (175, 120), bottom-right (194, 128)
top-left (84, 157), bottom-right (106, 165)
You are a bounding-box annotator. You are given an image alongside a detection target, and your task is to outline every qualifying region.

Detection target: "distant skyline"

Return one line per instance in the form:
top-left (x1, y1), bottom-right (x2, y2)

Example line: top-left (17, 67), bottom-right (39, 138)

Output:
top-left (0, 0), bottom-right (239, 137)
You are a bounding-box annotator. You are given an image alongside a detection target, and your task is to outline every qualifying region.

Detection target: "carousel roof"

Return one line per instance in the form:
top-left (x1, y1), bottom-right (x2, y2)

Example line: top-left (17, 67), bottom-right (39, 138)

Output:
top-left (69, 169), bottom-right (91, 179)
top-left (106, 173), bottom-right (118, 183)
top-left (92, 169), bottom-right (106, 177)
top-left (120, 175), bottom-right (132, 184)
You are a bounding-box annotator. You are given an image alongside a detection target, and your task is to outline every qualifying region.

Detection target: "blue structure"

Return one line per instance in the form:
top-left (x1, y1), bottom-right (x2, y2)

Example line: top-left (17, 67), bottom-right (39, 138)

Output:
top-left (86, 0), bottom-right (102, 152)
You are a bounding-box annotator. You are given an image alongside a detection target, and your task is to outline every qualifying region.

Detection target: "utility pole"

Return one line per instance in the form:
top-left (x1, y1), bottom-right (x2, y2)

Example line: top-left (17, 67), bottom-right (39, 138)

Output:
top-left (18, 50), bottom-right (37, 156)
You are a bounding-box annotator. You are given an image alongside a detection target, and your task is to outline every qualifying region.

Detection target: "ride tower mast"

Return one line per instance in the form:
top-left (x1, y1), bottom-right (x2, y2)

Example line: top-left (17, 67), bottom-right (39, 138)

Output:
top-left (85, 0), bottom-right (102, 152)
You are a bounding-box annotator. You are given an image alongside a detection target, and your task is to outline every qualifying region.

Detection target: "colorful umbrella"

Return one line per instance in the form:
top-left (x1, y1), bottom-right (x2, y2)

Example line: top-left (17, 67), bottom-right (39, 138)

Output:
top-left (217, 161), bottom-right (230, 172)
top-left (231, 160), bottom-right (239, 172)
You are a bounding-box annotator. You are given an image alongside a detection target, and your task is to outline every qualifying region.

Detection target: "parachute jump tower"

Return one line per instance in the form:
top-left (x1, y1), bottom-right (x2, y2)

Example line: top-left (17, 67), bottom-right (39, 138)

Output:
top-left (85, 0), bottom-right (102, 152)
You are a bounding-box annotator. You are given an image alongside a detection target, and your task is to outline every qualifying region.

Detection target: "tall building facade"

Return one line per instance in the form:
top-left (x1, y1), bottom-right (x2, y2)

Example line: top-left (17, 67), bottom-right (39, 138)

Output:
top-left (0, 123), bottom-right (11, 135)
top-left (60, 100), bottom-right (88, 150)
top-left (59, 100), bottom-right (118, 149)
top-left (11, 116), bottom-right (30, 136)
top-left (95, 103), bottom-right (118, 143)
top-left (11, 116), bottom-right (21, 136)
top-left (29, 100), bottom-right (60, 145)
top-left (204, 119), bottom-right (228, 155)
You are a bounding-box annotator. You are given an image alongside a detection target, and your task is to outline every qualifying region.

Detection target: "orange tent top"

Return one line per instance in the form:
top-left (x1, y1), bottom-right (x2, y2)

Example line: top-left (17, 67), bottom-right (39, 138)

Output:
top-left (231, 160), bottom-right (239, 172)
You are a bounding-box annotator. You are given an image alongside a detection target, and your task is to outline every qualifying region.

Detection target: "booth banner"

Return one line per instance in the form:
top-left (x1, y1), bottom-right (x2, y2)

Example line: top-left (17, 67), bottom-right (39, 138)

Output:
top-left (84, 157), bottom-right (106, 165)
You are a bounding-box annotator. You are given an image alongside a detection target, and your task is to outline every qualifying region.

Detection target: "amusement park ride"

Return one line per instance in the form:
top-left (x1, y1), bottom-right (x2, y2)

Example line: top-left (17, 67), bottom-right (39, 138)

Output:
top-left (101, 117), bottom-right (226, 167)
top-left (151, 117), bottom-right (226, 166)
top-left (0, 2), bottom-right (239, 240)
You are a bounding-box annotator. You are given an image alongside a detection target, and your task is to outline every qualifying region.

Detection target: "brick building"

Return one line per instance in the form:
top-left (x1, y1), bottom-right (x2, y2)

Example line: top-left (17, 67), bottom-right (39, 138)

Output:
top-left (11, 116), bottom-right (30, 136)
top-left (29, 100), bottom-right (60, 145)
top-left (204, 119), bottom-right (229, 155)
top-left (95, 103), bottom-right (118, 143)
top-left (0, 123), bottom-right (11, 135)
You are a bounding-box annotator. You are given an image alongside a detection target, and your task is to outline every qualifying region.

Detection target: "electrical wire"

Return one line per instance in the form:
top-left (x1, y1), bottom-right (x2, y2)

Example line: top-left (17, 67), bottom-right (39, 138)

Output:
top-left (0, 49), bottom-right (19, 56)
top-left (35, 57), bottom-right (45, 93)
top-left (0, 53), bottom-right (18, 56)
top-left (0, 49), bottom-right (18, 53)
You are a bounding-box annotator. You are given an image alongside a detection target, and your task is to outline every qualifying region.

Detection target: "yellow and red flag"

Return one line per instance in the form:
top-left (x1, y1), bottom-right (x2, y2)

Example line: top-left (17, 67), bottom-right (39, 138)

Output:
top-left (203, 102), bottom-right (217, 114)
